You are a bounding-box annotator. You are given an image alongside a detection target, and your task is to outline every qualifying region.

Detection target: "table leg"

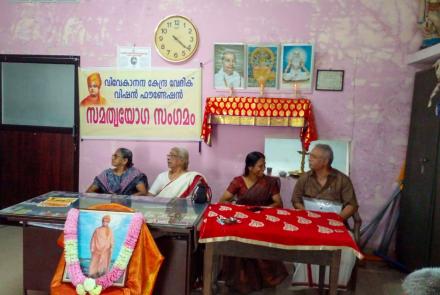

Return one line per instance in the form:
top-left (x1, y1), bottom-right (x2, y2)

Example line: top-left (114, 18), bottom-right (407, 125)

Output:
top-left (203, 243), bottom-right (214, 295)
top-left (318, 265), bottom-right (325, 295)
top-left (328, 250), bottom-right (341, 295)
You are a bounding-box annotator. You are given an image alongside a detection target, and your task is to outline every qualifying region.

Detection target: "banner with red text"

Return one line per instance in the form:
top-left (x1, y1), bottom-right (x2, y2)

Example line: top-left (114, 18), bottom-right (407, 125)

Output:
top-left (79, 68), bottom-right (201, 141)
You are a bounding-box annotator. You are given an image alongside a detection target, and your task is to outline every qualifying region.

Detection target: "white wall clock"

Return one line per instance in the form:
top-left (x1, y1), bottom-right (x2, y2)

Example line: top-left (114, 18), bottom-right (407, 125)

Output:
top-left (154, 15), bottom-right (199, 63)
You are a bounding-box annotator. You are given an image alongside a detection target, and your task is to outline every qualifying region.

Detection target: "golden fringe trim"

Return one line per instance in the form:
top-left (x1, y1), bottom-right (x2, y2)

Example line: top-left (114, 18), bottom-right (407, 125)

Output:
top-left (210, 115), bottom-right (305, 127)
top-left (199, 236), bottom-right (364, 259)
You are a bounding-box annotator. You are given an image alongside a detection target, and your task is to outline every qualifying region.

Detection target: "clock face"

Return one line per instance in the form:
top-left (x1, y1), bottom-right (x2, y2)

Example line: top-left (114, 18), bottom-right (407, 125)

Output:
top-left (154, 15), bottom-right (199, 63)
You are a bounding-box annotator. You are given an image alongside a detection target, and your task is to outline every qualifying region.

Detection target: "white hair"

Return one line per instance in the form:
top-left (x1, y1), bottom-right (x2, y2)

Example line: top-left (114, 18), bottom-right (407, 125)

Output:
top-left (314, 144), bottom-right (334, 166)
top-left (171, 147), bottom-right (189, 170)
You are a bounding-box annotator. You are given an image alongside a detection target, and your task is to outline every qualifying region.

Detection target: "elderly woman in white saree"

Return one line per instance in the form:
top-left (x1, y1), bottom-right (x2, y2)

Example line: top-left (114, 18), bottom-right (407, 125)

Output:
top-left (148, 147), bottom-right (208, 199)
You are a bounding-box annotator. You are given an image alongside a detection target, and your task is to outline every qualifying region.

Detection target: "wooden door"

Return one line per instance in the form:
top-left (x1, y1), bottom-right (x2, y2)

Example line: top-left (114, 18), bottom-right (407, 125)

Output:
top-left (430, 144), bottom-right (440, 265)
top-left (0, 55), bottom-right (79, 208)
top-left (0, 129), bottom-right (77, 208)
top-left (396, 68), bottom-right (440, 270)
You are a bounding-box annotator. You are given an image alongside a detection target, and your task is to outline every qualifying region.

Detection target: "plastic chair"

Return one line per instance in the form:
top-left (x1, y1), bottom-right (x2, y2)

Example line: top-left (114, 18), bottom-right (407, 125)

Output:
top-left (291, 210), bottom-right (362, 293)
top-left (344, 211), bottom-right (362, 294)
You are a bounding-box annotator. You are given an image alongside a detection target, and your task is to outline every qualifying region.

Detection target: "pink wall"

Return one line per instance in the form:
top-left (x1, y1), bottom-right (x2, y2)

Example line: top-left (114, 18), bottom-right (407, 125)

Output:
top-left (0, 1), bottom-right (421, 231)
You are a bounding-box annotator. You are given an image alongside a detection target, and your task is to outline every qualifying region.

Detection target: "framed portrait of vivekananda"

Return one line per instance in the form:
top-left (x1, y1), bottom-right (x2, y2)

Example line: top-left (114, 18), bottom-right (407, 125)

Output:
top-left (214, 43), bottom-right (246, 89)
top-left (280, 44), bottom-right (314, 91)
top-left (246, 44), bottom-right (279, 89)
top-left (62, 210), bottom-right (134, 287)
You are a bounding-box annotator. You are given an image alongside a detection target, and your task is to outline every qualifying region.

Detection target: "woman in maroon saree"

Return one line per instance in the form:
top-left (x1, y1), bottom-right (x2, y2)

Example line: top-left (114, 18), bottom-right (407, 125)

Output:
top-left (219, 151), bottom-right (288, 294)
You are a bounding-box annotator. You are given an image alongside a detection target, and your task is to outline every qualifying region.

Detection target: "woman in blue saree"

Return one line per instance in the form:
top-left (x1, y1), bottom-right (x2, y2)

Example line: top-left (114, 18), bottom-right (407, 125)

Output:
top-left (86, 148), bottom-right (148, 196)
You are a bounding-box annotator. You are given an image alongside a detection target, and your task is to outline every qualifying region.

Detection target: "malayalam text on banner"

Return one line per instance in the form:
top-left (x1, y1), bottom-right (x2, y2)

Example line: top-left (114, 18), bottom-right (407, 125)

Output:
top-left (79, 68), bottom-right (201, 141)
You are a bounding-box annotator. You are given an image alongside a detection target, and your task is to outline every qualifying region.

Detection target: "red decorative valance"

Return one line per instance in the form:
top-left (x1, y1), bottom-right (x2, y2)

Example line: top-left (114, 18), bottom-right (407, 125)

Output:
top-left (200, 97), bottom-right (318, 150)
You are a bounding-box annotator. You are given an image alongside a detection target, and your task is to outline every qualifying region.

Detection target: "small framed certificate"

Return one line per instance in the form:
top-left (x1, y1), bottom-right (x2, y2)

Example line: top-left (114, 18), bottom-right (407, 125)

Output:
top-left (315, 69), bottom-right (344, 91)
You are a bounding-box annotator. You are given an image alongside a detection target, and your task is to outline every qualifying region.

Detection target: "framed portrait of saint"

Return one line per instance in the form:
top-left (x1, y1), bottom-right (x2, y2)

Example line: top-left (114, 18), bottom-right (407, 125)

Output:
top-left (62, 210), bottom-right (135, 287)
top-left (214, 43), bottom-right (246, 89)
top-left (280, 44), bottom-right (314, 91)
top-left (246, 44), bottom-right (279, 89)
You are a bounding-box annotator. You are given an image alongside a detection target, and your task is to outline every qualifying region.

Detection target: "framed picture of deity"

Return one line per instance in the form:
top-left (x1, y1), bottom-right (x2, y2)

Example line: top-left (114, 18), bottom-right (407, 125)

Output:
top-left (214, 43), bottom-right (246, 90)
top-left (280, 44), bottom-right (314, 91)
top-left (246, 44), bottom-right (279, 89)
top-left (62, 210), bottom-right (134, 287)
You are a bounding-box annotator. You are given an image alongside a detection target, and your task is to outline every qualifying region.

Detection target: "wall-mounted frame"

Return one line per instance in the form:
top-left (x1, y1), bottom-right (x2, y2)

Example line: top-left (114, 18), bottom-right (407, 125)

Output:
top-left (214, 43), bottom-right (246, 89)
top-left (315, 69), bottom-right (344, 91)
top-left (280, 44), bottom-right (314, 91)
top-left (246, 44), bottom-right (279, 89)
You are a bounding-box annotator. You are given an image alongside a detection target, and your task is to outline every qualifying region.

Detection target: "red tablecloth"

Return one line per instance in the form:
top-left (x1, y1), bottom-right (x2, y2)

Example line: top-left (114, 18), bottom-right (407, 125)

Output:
top-left (199, 203), bottom-right (363, 259)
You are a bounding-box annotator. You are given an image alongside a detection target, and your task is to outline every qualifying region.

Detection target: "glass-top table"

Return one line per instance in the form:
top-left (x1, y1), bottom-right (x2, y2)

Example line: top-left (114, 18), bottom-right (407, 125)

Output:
top-left (0, 191), bottom-right (208, 230)
top-left (0, 191), bottom-right (208, 295)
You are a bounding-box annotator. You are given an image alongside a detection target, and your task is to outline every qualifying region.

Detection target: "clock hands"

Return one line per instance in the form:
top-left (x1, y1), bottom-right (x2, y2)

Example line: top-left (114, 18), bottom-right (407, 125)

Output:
top-left (172, 35), bottom-right (190, 51)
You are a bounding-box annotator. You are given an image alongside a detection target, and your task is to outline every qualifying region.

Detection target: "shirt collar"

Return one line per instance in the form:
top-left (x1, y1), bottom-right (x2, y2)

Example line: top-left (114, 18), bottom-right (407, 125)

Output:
top-left (310, 167), bottom-right (337, 177)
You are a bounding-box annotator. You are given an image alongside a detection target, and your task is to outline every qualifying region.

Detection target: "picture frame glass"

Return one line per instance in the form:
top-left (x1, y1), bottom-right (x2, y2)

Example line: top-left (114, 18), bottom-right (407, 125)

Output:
top-left (214, 43), bottom-right (246, 89)
top-left (246, 44), bottom-right (279, 89)
top-left (280, 44), bottom-right (314, 91)
top-left (62, 210), bottom-right (135, 287)
top-left (316, 69), bottom-right (344, 91)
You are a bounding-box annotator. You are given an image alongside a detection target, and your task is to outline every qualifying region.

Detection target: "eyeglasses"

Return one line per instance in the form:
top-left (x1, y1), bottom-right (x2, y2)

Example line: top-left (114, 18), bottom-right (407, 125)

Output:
top-left (167, 154), bottom-right (180, 159)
